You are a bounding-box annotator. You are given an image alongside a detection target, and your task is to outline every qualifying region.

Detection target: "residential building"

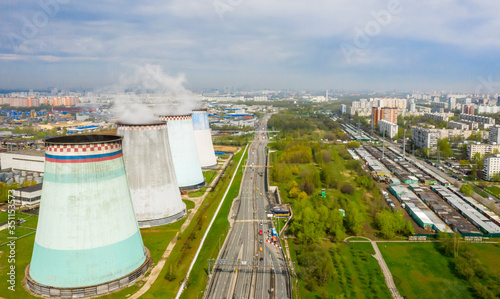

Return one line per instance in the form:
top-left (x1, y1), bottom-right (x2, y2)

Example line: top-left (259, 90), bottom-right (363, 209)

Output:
top-left (379, 120), bottom-right (398, 139)
top-left (483, 154), bottom-right (500, 181)
top-left (424, 112), bottom-right (454, 122)
top-left (477, 105), bottom-right (500, 114)
top-left (489, 126), bottom-right (500, 145)
top-left (462, 105), bottom-right (475, 115)
top-left (372, 107), bottom-right (398, 127)
top-left (340, 104), bottom-right (347, 114)
top-left (468, 144), bottom-right (500, 160)
top-left (448, 97), bottom-right (456, 110)
top-left (411, 127), bottom-right (439, 149)
top-left (460, 114), bottom-right (495, 127)
top-left (448, 121), bottom-right (469, 130)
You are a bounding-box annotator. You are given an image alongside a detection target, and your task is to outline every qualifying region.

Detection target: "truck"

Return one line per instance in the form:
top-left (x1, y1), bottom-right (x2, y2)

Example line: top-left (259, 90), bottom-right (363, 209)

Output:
top-left (272, 235), bottom-right (277, 243)
top-left (272, 228), bottom-right (277, 237)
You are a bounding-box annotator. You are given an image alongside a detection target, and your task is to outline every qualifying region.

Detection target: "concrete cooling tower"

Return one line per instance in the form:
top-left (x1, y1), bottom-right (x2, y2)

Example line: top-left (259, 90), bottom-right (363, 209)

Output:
top-left (192, 109), bottom-right (218, 170)
top-left (26, 135), bottom-right (150, 298)
top-left (159, 114), bottom-right (205, 190)
top-left (117, 122), bottom-right (186, 228)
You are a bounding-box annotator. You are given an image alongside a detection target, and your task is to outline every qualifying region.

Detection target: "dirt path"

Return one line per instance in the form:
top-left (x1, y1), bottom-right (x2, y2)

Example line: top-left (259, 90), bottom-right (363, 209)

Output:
top-left (344, 236), bottom-right (403, 299)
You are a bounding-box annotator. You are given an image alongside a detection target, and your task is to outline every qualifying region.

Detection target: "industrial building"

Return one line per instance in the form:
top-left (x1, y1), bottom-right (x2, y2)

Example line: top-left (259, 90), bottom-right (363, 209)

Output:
top-left (12, 183), bottom-right (42, 206)
top-left (192, 109), bottom-right (218, 170)
top-left (0, 150), bottom-right (45, 173)
top-left (27, 135), bottom-right (150, 297)
top-left (159, 114), bottom-right (205, 190)
top-left (117, 122), bottom-right (186, 228)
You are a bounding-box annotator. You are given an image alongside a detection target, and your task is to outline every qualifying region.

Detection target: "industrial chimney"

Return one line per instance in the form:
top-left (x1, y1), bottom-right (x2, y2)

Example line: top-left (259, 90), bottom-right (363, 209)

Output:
top-left (117, 121), bottom-right (186, 227)
top-left (159, 114), bottom-right (205, 190)
top-left (192, 109), bottom-right (218, 170)
top-left (26, 135), bottom-right (150, 297)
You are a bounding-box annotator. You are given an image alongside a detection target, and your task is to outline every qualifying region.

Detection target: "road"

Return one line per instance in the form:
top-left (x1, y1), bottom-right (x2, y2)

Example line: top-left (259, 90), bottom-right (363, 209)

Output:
top-left (206, 115), bottom-right (290, 299)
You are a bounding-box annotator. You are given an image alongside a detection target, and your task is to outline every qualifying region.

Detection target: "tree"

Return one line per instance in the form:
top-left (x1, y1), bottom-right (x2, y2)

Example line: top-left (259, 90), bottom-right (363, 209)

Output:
top-left (345, 202), bottom-right (363, 235)
top-left (460, 184), bottom-right (474, 197)
top-left (348, 141), bottom-right (360, 149)
top-left (340, 184), bottom-right (355, 195)
top-left (438, 138), bottom-right (453, 158)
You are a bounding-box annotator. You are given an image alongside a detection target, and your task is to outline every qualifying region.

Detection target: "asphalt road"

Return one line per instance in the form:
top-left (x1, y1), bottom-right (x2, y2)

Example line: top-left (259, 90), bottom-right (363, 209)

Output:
top-left (206, 115), bottom-right (290, 299)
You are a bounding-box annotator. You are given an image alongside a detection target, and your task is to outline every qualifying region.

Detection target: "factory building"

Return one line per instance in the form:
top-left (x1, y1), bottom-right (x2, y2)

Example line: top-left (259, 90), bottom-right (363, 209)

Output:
top-left (12, 183), bottom-right (42, 206)
top-left (117, 122), bottom-right (186, 228)
top-left (159, 114), bottom-right (205, 190)
top-left (192, 109), bottom-right (218, 170)
top-left (0, 150), bottom-right (45, 173)
top-left (26, 135), bottom-right (150, 297)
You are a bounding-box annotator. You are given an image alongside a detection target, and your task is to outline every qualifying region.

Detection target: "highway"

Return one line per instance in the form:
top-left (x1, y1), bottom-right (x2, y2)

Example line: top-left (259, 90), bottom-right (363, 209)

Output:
top-left (205, 115), bottom-right (290, 299)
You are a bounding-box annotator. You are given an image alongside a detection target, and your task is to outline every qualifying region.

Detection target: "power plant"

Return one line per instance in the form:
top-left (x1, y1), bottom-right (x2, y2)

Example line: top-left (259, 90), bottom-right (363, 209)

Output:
top-left (117, 121), bottom-right (186, 228)
top-left (26, 135), bottom-right (150, 298)
top-left (192, 109), bottom-right (218, 170)
top-left (159, 114), bottom-right (205, 190)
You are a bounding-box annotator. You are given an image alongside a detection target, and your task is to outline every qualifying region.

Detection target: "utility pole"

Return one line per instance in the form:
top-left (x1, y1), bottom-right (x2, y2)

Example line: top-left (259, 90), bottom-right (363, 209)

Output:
top-left (382, 130), bottom-right (385, 160)
top-left (402, 128), bottom-right (406, 160)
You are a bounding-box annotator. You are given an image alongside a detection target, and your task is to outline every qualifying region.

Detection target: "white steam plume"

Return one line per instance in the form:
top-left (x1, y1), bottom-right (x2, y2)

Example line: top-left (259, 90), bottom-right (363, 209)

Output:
top-left (107, 64), bottom-right (201, 124)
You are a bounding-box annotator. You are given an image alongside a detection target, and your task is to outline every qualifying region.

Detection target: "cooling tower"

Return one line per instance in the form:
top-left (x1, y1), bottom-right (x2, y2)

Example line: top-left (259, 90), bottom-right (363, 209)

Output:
top-left (117, 122), bottom-right (186, 228)
top-left (159, 114), bottom-right (205, 190)
top-left (192, 109), bottom-right (218, 170)
top-left (26, 135), bottom-right (150, 298)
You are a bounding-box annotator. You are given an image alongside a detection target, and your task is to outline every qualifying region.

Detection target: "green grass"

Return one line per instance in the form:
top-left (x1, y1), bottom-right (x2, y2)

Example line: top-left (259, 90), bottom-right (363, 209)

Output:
top-left (379, 242), bottom-right (475, 299)
top-left (486, 186), bottom-right (500, 197)
top-left (347, 241), bottom-right (375, 255)
top-left (188, 187), bottom-right (208, 198)
top-left (202, 169), bottom-right (218, 185)
top-left (464, 243), bottom-right (500, 282)
top-left (183, 199), bottom-right (195, 211)
top-left (140, 148), bottom-right (245, 298)
top-left (290, 240), bottom-right (391, 299)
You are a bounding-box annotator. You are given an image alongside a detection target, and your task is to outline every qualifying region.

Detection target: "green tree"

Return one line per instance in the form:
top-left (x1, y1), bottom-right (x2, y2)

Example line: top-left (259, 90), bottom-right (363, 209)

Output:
top-left (345, 202), bottom-right (363, 235)
top-left (348, 141), bottom-right (360, 148)
top-left (438, 138), bottom-right (453, 158)
top-left (460, 184), bottom-right (474, 196)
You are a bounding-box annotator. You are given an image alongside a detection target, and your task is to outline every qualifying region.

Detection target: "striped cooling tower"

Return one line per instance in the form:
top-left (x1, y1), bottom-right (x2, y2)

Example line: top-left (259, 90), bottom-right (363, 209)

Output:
top-left (192, 109), bottom-right (218, 170)
top-left (26, 135), bottom-right (150, 298)
top-left (159, 114), bottom-right (205, 190)
top-left (117, 122), bottom-right (186, 228)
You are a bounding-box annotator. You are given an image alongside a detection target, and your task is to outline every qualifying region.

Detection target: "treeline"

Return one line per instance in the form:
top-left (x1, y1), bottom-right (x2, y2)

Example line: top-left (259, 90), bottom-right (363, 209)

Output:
top-left (439, 234), bottom-right (500, 298)
top-left (267, 113), bottom-right (342, 140)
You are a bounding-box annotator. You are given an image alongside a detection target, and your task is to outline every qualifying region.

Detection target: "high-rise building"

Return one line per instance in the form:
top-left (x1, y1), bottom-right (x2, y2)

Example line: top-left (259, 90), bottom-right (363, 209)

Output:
top-left (462, 105), bottom-right (475, 115)
top-left (379, 120), bottom-right (398, 139)
top-left (411, 127), bottom-right (439, 149)
top-left (372, 107), bottom-right (398, 127)
top-left (483, 154), bottom-right (500, 181)
top-left (489, 126), bottom-right (500, 145)
top-left (340, 104), bottom-right (347, 114)
top-left (448, 97), bottom-right (456, 110)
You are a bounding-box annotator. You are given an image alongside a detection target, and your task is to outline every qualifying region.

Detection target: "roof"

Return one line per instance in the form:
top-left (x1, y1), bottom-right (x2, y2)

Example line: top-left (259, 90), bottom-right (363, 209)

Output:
top-left (17, 183), bottom-right (43, 193)
top-left (1, 149), bottom-right (45, 157)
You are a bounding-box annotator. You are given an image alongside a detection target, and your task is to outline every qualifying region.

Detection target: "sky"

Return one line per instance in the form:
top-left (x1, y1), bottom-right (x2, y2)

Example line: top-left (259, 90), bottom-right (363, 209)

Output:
top-left (1, 0), bottom-right (500, 92)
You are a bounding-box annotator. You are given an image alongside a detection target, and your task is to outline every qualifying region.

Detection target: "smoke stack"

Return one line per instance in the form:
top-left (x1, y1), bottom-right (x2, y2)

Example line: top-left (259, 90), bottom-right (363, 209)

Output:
top-left (192, 109), bottom-right (218, 170)
top-left (117, 121), bottom-right (186, 227)
top-left (26, 135), bottom-right (150, 297)
top-left (159, 114), bottom-right (205, 190)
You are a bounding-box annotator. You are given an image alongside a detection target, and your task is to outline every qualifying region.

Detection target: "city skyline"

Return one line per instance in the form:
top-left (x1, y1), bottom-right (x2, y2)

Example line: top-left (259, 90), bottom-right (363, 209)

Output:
top-left (1, 1), bottom-right (500, 92)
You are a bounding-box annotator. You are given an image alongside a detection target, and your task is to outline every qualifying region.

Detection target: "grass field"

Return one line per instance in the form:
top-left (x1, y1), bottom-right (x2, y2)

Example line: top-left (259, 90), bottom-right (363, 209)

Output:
top-left (290, 240), bottom-right (391, 298)
top-left (347, 241), bottom-right (375, 255)
top-left (379, 242), bottom-right (475, 299)
top-left (486, 185), bottom-right (500, 197)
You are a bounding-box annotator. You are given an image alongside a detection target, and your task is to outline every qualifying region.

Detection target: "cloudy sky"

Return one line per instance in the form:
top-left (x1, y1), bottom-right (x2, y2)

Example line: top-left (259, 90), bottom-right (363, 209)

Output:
top-left (1, 0), bottom-right (500, 92)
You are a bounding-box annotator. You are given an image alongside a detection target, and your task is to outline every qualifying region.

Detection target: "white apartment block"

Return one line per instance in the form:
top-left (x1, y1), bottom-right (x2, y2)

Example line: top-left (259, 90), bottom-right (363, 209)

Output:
top-left (488, 126), bottom-right (500, 145)
top-left (477, 105), bottom-right (500, 114)
top-left (468, 144), bottom-right (500, 160)
top-left (448, 121), bottom-right (469, 130)
top-left (411, 127), bottom-right (439, 149)
top-left (379, 120), bottom-right (398, 139)
top-left (424, 112), bottom-right (454, 122)
top-left (483, 154), bottom-right (500, 181)
top-left (460, 114), bottom-right (495, 126)
top-left (349, 98), bottom-right (407, 116)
